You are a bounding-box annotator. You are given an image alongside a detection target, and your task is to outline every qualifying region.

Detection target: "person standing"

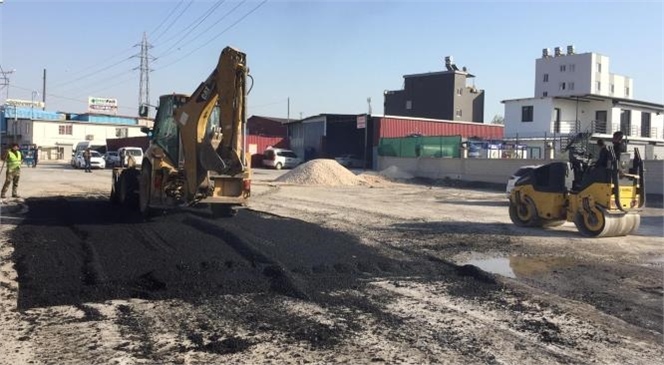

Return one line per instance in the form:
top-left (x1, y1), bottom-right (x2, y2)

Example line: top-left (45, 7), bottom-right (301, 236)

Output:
top-left (33, 145), bottom-right (39, 168)
top-left (83, 147), bottom-right (92, 173)
top-left (1, 143), bottom-right (23, 198)
top-left (595, 139), bottom-right (610, 168)
top-left (612, 131), bottom-right (626, 155)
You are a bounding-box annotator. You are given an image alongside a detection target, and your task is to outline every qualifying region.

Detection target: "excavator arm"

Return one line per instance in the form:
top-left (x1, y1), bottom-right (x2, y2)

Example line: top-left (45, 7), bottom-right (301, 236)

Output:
top-left (174, 47), bottom-right (248, 200)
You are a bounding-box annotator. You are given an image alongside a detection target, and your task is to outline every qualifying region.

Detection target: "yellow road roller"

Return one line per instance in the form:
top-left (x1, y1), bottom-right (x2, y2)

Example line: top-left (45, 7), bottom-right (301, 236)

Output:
top-left (508, 146), bottom-right (644, 237)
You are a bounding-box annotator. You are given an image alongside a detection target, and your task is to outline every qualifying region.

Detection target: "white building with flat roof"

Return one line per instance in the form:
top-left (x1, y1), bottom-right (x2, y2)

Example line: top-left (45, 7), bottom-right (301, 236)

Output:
top-left (502, 46), bottom-right (664, 159)
top-left (534, 46), bottom-right (633, 99)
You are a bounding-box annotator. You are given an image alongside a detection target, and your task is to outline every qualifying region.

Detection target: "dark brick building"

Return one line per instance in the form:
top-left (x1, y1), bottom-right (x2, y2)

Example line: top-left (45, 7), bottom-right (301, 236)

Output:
top-left (247, 115), bottom-right (289, 137)
top-left (384, 56), bottom-right (485, 123)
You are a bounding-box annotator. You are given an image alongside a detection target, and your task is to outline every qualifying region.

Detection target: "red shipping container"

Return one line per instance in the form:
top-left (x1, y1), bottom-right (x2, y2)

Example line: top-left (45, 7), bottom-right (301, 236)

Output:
top-left (247, 135), bottom-right (289, 167)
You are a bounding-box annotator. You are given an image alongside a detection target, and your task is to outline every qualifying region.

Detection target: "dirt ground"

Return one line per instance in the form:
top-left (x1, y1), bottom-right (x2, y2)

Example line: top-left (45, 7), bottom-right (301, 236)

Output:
top-left (0, 162), bottom-right (662, 364)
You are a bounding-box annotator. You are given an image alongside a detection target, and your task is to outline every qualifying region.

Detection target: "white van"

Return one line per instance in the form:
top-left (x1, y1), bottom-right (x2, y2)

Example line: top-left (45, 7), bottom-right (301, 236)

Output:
top-left (117, 147), bottom-right (144, 168)
top-left (262, 148), bottom-right (302, 169)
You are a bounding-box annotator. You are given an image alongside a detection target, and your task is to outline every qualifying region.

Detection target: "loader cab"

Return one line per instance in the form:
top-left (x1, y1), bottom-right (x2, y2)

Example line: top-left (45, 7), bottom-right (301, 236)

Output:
top-left (151, 94), bottom-right (189, 165)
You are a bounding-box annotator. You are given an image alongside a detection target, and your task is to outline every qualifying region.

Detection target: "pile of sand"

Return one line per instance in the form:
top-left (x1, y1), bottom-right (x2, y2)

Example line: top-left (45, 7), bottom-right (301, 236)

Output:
top-left (379, 166), bottom-right (414, 180)
top-left (275, 159), bottom-right (366, 186)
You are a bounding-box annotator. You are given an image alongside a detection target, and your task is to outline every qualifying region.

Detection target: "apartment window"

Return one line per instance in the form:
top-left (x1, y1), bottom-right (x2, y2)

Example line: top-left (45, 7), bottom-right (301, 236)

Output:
top-left (610, 84), bottom-right (615, 94)
top-left (543, 91), bottom-right (548, 97)
top-left (559, 82), bottom-right (566, 90)
top-left (543, 73), bottom-right (549, 82)
top-left (115, 127), bottom-right (128, 138)
top-left (406, 100), bottom-right (412, 110)
top-left (569, 82), bottom-right (575, 90)
top-left (569, 64), bottom-right (575, 72)
top-left (560, 65), bottom-right (566, 72)
top-left (58, 125), bottom-right (73, 135)
top-left (596, 81), bottom-right (601, 92)
top-left (597, 62), bottom-right (602, 73)
top-left (456, 88), bottom-right (463, 96)
top-left (455, 109), bottom-right (462, 118)
top-left (641, 113), bottom-right (651, 137)
top-left (625, 87), bottom-right (630, 96)
top-left (521, 106), bottom-right (534, 122)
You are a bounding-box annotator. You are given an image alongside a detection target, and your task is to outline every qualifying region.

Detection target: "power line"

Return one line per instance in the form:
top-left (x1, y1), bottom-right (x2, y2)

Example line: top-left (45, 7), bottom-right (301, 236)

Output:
top-left (148, 0), bottom-right (185, 38)
top-left (50, 56), bottom-right (133, 89)
top-left (151, 0), bottom-right (195, 44)
top-left (11, 83), bottom-right (136, 112)
top-left (155, 0), bottom-right (228, 57)
top-left (154, 0), bottom-right (246, 64)
top-left (155, 0), bottom-right (268, 72)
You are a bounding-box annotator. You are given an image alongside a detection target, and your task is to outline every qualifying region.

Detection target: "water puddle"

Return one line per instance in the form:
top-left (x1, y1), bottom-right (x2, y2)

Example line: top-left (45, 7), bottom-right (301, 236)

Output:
top-left (464, 257), bottom-right (516, 278)
top-left (461, 253), bottom-right (577, 279)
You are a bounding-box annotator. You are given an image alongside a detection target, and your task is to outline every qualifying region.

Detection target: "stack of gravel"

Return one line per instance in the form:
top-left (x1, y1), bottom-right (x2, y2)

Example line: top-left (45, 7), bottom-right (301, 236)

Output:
top-left (275, 159), bottom-right (366, 186)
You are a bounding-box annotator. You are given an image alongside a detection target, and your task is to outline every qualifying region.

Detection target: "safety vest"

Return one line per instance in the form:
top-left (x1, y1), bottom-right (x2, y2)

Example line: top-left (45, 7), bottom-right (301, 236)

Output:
top-left (6, 150), bottom-right (22, 170)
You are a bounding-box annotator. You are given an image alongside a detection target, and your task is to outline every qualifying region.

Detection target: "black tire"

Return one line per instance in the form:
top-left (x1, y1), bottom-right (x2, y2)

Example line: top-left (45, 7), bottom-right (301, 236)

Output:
top-left (119, 170), bottom-right (140, 209)
top-left (275, 162), bottom-right (283, 170)
top-left (110, 179), bottom-right (120, 205)
top-left (574, 210), bottom-right (605, 237)
top-left (139, 162), bottom-right (154, 218)
top-left (509, 197), bottom-right (541, 227)
top-left (211, 204), bottom-right (237, 218)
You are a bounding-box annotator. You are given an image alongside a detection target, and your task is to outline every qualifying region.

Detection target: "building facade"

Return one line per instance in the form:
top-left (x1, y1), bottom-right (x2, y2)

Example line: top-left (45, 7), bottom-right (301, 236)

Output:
top-left (534, 46), bottom-right (633, 99)
top-left (502, 47), bottom-right (664, 159)
top-left (1, 106), bottom-right (148, 160)
top-left (384, 56), bottom-right (485, 122)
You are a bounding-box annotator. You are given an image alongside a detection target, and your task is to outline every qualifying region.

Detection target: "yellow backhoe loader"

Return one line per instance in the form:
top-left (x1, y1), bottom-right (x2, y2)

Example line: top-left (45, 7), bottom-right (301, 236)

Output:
top-left (111, 46), bottom-right (251, 218)
top-left (508, 136), bottom-right (644, 237)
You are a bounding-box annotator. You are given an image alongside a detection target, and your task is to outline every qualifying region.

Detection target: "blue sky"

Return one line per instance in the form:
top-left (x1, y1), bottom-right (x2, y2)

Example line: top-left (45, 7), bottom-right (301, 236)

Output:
top-left (1, 0), bottom-right (662, 122)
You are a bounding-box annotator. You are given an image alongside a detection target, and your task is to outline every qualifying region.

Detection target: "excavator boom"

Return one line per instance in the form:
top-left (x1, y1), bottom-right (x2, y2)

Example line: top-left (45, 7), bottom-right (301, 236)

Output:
top-left (176, 47), bottom-right (248, 200)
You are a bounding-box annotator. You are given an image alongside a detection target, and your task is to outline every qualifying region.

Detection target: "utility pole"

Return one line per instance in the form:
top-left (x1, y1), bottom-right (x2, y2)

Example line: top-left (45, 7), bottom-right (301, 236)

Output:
top-left (133, 32), bottom-right (154, 117)
top-left (365, 97), bottom-right (372, 169)
top-left (287, 97), bottom-right (290, 124)
top-left (0, 67), bottom-right (15, 100)
top-left (42, 69), bottom-right (47, 110)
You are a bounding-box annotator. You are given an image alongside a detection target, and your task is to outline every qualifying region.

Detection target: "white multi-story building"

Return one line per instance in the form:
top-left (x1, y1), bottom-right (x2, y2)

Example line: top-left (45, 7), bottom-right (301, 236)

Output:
top-left (534, 46), bottom-right (633, 99)
top-left (502, 46), bottom-right (664, 159)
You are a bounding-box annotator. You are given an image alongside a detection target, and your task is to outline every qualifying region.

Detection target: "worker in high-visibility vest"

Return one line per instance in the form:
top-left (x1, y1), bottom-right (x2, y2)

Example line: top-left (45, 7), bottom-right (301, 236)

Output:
top-left (1, 143), bottom-right (23, 198)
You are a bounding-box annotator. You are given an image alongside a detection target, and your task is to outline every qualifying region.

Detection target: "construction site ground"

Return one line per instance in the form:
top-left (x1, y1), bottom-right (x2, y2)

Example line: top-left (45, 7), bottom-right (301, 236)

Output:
top-left (0, 162), bottom-right (662, 364)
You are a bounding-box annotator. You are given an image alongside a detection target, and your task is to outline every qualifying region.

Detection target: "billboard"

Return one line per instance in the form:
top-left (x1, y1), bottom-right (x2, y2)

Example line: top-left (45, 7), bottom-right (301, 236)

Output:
top-left (5, 99), bottom-right (44, 109)
top-left (88, 97), bottom-right (118, 115)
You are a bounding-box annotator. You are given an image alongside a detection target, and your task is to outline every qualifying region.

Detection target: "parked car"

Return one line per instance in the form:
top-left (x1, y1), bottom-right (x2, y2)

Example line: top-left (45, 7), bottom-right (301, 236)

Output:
top-left (104, 151), bottom-right (119, 168)
top-left (263, 148), bottom-right (302, 170)
top-left (334, 154), bottom-right (364, 168)
top-left (75, 150), bottom-right (106, 169)
top-left (505, 165), bottom-right (540, 198)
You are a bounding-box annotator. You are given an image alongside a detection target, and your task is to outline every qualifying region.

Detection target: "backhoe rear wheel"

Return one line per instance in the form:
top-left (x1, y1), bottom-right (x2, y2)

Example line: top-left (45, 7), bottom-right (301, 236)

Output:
top-left (509, 196), bottom-right (540, 227)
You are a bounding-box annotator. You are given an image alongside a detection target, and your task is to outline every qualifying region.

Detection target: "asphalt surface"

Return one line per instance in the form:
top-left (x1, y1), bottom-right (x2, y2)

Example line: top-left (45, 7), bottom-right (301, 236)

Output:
top-left (0, 163), bottom-right (662, 364)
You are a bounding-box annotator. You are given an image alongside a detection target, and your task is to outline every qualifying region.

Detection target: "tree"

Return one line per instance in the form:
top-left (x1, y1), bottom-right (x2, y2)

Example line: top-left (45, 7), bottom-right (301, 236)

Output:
top-left (491, 115), bottom-right (504, 125)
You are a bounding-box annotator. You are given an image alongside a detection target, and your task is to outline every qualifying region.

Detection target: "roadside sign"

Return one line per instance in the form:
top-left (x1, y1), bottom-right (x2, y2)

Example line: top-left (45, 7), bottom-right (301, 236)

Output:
top-left (357, 115), bottom-right (366, 129)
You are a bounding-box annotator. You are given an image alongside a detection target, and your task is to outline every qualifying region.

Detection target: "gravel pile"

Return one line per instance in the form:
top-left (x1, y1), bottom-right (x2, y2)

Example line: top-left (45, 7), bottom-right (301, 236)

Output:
top-left (275, 159), bottom-right (366, 186)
